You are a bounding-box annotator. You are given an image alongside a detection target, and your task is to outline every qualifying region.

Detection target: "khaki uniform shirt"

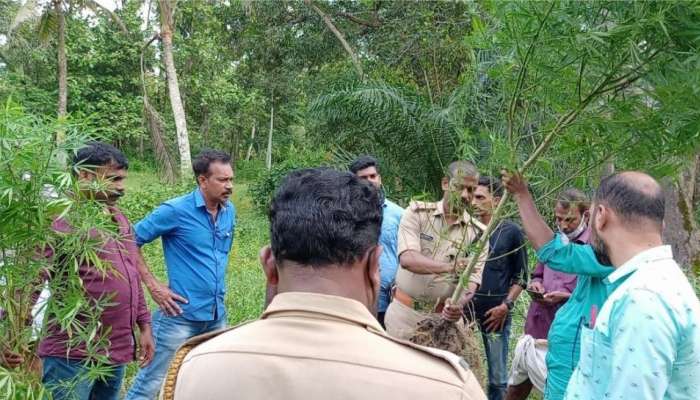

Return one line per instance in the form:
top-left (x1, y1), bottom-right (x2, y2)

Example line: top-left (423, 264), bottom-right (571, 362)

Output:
top-left (396, 200), bottom-right (487, 302)
top-left (170, 292), bottom-right (486, 400)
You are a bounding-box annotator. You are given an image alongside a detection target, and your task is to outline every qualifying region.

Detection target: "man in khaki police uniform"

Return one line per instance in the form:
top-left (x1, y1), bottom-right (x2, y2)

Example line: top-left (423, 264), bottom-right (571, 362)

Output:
top-left (164, 168), bottom-right (486, 400)
top-left (385, 160), bottom-right (488, 341)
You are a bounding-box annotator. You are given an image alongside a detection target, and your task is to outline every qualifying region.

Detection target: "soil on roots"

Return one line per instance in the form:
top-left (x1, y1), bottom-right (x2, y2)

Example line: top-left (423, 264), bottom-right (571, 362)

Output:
top-left (409, 316), bottom-right (485, 384)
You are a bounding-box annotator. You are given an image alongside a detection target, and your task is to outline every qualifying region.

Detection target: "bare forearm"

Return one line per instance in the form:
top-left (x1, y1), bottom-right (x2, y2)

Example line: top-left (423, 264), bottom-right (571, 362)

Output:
top-left (135, 248), bottom-right (158, 287)
top-left (513, 191), bottom-right (554, 250)
top-left (506, 284), bottom-right (523, 302)
top-left (399, 251), bottom-right (451, 274)
top-left (466, 282), bottom-right (478, 297)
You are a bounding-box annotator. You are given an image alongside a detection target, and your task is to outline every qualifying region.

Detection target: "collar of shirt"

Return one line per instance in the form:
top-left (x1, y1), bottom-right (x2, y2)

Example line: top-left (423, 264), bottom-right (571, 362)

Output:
top-left (433, 200), bottom-right (485, 229)
top-left (194, 188), bottom-right (229, 212)
top-left (262, 292), bottom-right (383, 332)
top-left (604, 245), bottom-right (673, 285)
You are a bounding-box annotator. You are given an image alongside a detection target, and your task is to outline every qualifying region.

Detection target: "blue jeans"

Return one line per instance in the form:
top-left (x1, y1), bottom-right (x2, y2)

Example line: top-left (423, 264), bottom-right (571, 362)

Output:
top-left (125, 310), bottom-right (227, 400)
top-left (479, 315), bottom-right (512, 400)
top-left (42, 356), bottom-right (126, 400)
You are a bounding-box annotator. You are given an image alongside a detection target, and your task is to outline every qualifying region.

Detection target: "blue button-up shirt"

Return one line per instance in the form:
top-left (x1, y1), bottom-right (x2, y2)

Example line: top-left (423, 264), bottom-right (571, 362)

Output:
top-left (378, 199), bottom-right (404, 312)
top-left (565, 245), bottom-right (700, 400)
top-left (135, 188), bottom-right (236, 322)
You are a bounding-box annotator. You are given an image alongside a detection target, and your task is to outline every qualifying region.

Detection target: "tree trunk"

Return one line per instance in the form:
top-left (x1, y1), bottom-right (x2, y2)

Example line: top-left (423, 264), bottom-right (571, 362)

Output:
top-left (230, 130), bottom-right (240, 166)
top-left (141, 33), bottom-right (176, 183)
top-left (55, 0), bottom-right (67, 118)
top-left (662, 154), bottom-right (700, 274)
top-left (266, 101), bottom-right (274, 170)
top-left (144, 99), bottom-right (177, 183)
top-left (245, 123), bottom-right (256, 161)
top-left (158, 0), bottom-right (192, 180)
top-left (305, 0), bottom-right (364, 80)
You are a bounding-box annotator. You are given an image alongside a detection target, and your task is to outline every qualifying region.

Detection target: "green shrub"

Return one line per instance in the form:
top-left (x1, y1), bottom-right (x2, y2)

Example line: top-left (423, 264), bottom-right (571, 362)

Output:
top-left (0, 102), bottom-right (121, 397)
top-left (120, 171), bottom-right (192, 222)
top-left (249, 146), bottom-right (329, 213)
top-left (235, 159), bottom-right (266, 183)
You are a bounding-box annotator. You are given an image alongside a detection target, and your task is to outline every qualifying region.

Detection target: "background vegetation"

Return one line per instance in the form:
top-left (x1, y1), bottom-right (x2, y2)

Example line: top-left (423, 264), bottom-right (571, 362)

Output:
top-left (1, 0), bottom-right (699, 398)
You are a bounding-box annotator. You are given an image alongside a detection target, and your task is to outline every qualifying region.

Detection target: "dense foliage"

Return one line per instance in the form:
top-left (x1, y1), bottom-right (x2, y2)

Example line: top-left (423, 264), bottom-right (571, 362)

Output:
top-left (0, 101), bottom-right (127, 398)
top-left (1, 0), bottom-right (699, 396)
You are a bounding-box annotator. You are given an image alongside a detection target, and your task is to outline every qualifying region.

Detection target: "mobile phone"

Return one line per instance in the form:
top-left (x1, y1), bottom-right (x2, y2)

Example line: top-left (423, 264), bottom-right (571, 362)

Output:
top-left (526, 289), bottom-right (545, 300)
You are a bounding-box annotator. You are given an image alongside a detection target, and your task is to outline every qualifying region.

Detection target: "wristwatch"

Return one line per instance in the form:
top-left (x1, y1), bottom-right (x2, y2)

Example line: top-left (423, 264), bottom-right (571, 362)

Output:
top-left (503, 299), bottom-right (514, 311)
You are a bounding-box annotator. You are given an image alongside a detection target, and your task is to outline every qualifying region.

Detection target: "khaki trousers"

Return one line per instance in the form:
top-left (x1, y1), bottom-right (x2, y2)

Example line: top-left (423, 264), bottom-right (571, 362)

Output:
top-left (385, 300), bottom-right (466, 341)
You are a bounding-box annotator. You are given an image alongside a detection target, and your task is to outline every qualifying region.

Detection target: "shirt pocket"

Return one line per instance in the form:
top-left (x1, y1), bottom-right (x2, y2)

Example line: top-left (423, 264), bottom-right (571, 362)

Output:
top-left (215, 228), bottom-right (233, 253)
top-left (418, 232), bottom-right (435, 256)
top-left (578, 325), bottom-right (613, 397)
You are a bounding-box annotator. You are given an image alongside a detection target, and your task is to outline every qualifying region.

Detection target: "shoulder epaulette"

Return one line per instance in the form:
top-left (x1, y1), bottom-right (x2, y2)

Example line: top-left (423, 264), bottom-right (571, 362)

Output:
top-left (409, 201), bottom-right (438, 212)
top-left (161, 321), bottom-right (253, 400)
top-left (367, 327), bottom-right (471, 382)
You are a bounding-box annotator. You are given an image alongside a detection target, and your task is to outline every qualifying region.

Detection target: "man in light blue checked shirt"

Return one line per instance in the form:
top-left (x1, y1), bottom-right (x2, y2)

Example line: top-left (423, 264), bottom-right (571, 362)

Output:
top-left (350, 155), bottom-right (403, 327)
top-left (562, 171), bottom-right (700, 400)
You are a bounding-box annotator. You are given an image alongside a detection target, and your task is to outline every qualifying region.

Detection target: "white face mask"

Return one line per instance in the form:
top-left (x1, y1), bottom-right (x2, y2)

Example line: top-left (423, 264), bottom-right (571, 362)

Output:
top-left (558, 216), bottom-right (587, 244)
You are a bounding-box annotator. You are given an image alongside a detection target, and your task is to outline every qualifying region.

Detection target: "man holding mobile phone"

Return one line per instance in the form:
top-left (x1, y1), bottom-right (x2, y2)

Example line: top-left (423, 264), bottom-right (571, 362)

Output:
top-left (503, 176), bottom-right (614, 400)
top-left (506, 189), bottom-right (587, 400)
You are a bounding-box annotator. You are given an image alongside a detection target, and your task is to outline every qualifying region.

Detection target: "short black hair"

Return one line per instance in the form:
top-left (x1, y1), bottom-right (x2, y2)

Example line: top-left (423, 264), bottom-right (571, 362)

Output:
top-left (594, 172), bottom-right (664, 229)
top-left (269, 167), bottom-right (383, 267)
top-left (349, 155), bottom-right (379, 174)
top-left (192, 149), bottom-right (231, 178)
top-left (72, 141), bottom-right (128, 172)
top-left (556, 188), bottom-right (590, 215)
top-left (446, 160), bottom-right (478, 180)
top-left (478, 176), bottom-right (503, 197)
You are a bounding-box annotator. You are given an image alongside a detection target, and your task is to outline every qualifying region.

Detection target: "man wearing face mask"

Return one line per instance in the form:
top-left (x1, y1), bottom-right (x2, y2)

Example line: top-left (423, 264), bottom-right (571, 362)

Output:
top-left (163, 168), bottom-right (486, 400)
top-left (502, 174), bottom-right (613, 400)
top-left (526, 189), bottom-right (589, 333)
top-left (384, 161), bottom-right (488, 343)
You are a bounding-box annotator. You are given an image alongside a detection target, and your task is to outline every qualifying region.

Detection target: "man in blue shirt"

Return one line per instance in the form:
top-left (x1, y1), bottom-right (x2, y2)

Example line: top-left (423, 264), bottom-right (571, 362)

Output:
top-left (127, 149), bottom-right (236, 400)
top-left (349, 155), bottom-right (403, 327)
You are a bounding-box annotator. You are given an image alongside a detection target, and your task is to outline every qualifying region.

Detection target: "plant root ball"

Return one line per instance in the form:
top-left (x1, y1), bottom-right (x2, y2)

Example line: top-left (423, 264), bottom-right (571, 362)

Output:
top-left (409, 315), bottom-right (467, 354)
top-left (409, 316), bottom-right (485, 384)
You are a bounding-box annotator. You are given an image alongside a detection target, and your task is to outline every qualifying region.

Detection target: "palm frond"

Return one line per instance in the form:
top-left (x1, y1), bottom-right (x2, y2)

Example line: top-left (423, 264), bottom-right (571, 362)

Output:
top-left (37, 9), bottom-right (57, 46)
top-left (310, 81), bottom-right (463, 198)
top-left (9, 0), bottom-right (40, 35)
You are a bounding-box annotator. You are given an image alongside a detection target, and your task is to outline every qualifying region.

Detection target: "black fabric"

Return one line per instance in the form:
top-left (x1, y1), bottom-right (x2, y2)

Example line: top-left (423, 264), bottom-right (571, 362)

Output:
top-left (470, 220), bottom-right (528, 321)
top-left (377, 311), bottom-right (386, 329)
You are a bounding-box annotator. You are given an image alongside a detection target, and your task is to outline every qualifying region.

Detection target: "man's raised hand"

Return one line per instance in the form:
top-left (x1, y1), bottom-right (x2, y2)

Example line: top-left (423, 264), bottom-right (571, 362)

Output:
top-left (501, 170), bottom-right (529, 196)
